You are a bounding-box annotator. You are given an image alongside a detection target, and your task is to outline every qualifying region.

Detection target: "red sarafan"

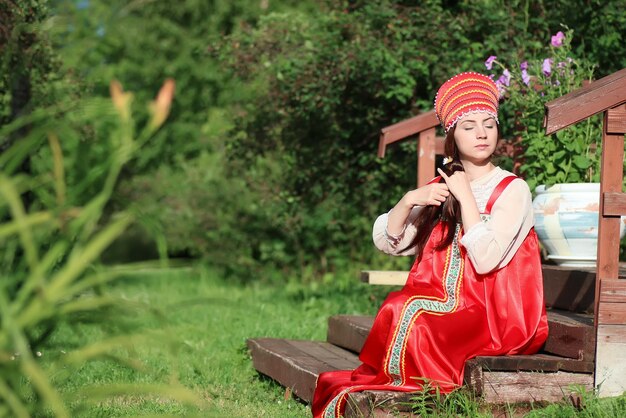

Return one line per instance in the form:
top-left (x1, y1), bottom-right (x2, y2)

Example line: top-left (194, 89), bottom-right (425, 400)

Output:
top-left (312, 175), bottom-right (548, 418)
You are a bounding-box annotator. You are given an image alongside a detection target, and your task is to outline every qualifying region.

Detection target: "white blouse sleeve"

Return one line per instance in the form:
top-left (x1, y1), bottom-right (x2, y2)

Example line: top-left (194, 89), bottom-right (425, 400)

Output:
top-left (372, 206), bottom-right (422, 256)
top-left (459, 179), bottom-right (535, 274)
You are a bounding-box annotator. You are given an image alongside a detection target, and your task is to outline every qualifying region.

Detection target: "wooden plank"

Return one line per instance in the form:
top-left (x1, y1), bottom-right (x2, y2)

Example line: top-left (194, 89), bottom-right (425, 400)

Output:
top-left (417, 128), bottom-right (437, 187)
top-left (542, 265), bottom-right (596, 313)
top-left (544, 68), bottom-right (626, 134)
top-left (465, 365), bottom-right (594, 404)
top-left (471, 354), bottom-right (593, 373)
top-left (597, 324), bottom-right (626, 344)
top-left (345, 391), bottom-right (415, 417)
top-left (543, 309), bottom-right (595, 361)
top-left (247, 338), bottom-right (360, 402)
top-left (361, 270), bottom-right (409, 286)
top-left (327, 315), bottom-right (373, 353)
top-left (603, 192), bottom-right (626, 216)
top-left (606, 104), bottom-right (626, 134)
top-left (595, 129), bottom-right (625, 314)
top-left (597, 302), bottom-right (626, 325)
top-left (595, 324), bottom-right (626, 397)
top-left (599, 279), bottom-right (626, 303)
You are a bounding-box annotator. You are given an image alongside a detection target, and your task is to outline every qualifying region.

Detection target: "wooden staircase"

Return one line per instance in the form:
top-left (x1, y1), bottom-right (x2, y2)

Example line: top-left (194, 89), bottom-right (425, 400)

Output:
top-left (247, 265), bottom-right (625, 416)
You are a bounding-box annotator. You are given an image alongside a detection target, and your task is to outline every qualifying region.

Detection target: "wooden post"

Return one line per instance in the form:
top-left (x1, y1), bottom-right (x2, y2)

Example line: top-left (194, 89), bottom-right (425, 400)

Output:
top-left (594, 104), bottom-right (626, 396)
top-left (417, 128), bottom-right (436, 187)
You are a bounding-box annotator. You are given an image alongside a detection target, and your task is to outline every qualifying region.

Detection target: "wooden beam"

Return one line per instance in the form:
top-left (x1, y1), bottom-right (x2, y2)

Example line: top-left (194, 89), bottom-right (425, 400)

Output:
top-left (606, 104), bottom-right (626, 134)
top-left (599, 279), bottom-right (626, 303)
top-left (544, 68), bottom-right (626, 134)
top-left (360, 270), bottom-right (409, 286)
top-left (603, 192), bottom-right (626, 216)
top-left (378, 111), bottom-right (439, 157)
top-left (597, 324), bottom-right (626, 344)
top-left (598, 303), bottom-right (626, 325)
top-left (595, 121), bottom-right (625, 317)
top-left (463, 361), bottom-right (593, 404)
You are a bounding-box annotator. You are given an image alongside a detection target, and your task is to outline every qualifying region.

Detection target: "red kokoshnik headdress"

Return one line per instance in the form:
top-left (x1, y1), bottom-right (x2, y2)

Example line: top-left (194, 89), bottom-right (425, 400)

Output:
top-left (434, 72), bottom-right (500, 133)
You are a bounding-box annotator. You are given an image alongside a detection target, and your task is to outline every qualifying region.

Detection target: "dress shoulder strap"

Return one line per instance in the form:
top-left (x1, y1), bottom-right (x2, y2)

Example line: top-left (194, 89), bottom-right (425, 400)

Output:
top-left (427, 176), bottom-right (442, 185)
top-left (484, 175), bottom-right (518, 215)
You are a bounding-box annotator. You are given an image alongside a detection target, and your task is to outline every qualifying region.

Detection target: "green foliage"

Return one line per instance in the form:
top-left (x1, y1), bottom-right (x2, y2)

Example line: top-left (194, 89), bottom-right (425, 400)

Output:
top-left (217, 0), bottom-right (626, 279)
top-left (486, 29), bottom-right (604, 191)
top-left (49, 0), bottom-right (319, 173)
top-left (409, 385), bottom-right (489, 417)
top-left (525, 385), bottom-right (626, 417)
top-left (0, 81), bottom-right (201, 416)
top-left (0, 0), bottom-right (72, 148)
top-left (38, 0), bottom-right (626, 279)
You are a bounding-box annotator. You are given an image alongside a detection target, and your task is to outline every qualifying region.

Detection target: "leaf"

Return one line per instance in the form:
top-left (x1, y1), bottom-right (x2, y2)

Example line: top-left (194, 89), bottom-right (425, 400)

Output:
top-left (572, 155), bottom-right (592, 169)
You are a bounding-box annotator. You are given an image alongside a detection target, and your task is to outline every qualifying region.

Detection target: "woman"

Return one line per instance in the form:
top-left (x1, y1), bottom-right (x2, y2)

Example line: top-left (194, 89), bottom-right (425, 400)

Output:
top-left (312, 72), bottom-right (548, 418)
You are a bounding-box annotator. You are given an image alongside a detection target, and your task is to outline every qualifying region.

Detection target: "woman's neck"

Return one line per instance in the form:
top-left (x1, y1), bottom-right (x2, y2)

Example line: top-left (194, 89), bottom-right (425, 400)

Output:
top-left (461, 160), bottom-right (495, 181)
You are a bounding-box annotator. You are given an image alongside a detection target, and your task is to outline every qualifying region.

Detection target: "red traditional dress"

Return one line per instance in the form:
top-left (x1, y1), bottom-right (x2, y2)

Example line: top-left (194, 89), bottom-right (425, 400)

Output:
top-left (312, 173), bottom-right (549, 418)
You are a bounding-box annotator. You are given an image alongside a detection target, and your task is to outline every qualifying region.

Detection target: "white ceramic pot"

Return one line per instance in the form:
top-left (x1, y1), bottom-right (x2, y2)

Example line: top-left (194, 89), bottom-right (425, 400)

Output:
top-left (533, 183), bottom-right (626, 267)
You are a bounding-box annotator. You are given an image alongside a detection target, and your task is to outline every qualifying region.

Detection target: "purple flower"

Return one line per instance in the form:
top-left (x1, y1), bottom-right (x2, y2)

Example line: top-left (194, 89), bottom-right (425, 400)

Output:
top-left (495, 70), bottom-right (511, 96)
top-left (521, 69), bottom-right (531, 86)
top-left (542, 58), bottom-right (553, 75)
top-left (551, 31), bottom-right (565, 47)
top-left (485, 55), bottom-right (497, 70)
top-left (495, 79), bottom-right (507, 96)
top-left (502, 69), bottom-right (511, 86)
top-left (520, 61), bottom-right (528, 71)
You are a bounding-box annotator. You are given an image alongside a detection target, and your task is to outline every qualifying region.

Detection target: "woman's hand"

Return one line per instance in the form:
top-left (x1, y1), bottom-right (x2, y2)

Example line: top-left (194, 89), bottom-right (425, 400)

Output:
top-left (399, 182), bottom-right (450, 209)
top-left (437, 168), bottom-right (473, 204)
top-left (387, 182), bottom-right (450, 236)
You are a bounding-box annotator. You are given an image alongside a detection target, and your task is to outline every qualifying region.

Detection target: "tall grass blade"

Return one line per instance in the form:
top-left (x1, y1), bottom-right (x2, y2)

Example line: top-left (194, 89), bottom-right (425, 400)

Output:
top-left (47, 133), bottom-right (66, 207)
top-left (0, 175), bottom-right (40, 270)
top-left (0, 378), bottom-right (29, 418)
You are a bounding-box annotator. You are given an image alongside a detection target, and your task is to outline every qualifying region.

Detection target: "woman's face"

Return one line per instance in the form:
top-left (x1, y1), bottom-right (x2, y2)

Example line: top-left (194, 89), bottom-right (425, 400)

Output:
top-left (453, 111), bottom-right (498, 165)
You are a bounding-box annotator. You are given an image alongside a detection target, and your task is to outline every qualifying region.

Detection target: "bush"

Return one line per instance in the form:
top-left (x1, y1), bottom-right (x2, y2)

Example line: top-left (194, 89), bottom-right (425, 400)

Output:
top-left (216, 0), bottom-right (626, 279)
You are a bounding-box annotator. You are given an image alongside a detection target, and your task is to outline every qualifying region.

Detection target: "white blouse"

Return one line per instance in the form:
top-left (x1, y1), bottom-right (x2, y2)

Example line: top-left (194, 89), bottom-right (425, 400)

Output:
top-left (372, 167), bottom-right (535, 274)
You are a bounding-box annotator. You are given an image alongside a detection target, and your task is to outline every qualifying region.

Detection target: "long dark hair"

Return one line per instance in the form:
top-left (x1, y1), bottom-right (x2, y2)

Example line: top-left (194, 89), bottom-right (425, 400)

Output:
top-left (409, 126), bottom-right (464, 260)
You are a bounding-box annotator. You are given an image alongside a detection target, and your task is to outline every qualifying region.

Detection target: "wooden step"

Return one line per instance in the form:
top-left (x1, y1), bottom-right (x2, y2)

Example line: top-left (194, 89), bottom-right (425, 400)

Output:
top-left (327, 310), bottom-right (595, 368)
top-left (247, 338), bottom-right (360, 403)
top-left (247, 338), bottom-right (416, 416)
top-left (248, 337), bottom-right (593, 410)
top-left (361, 264), bottom-right (626, 314)
top-left (464, 359), bottom-right (593, 404)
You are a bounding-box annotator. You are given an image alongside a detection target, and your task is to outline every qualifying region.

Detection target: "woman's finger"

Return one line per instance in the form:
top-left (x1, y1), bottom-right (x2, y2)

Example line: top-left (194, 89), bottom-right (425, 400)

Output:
top-left (437, 168), bottom-right (448, 181)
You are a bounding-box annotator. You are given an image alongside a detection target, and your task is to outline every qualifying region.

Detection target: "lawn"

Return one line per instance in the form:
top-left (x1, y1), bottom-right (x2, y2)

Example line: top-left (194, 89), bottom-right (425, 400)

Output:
top-left (44, 264), bottom-right (626, 417)
top-left (44, 264), bottom-right (388, 417)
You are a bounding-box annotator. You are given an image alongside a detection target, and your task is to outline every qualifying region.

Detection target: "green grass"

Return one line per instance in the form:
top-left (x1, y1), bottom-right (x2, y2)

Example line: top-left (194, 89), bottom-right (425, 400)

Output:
top-left (41, 265), bottom-right (626, 417)
top-left (43, 265), bottom-right (389, 417)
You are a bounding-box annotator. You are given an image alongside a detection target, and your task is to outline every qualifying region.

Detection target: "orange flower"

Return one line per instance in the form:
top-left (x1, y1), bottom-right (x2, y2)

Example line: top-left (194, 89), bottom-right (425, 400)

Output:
top-left (149, 78), bottom-right (176, 129)
top-left (109, 80), bottom-right (133, 121)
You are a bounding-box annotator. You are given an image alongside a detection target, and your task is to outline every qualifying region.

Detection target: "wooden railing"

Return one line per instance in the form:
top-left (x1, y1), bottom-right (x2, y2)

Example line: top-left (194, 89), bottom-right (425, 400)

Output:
top-left (544, 67), bottom-right (626, 397)
top-left (376, 68), bottom-right (626, 396)
top-left (378, 110), bottom-right (444, 187)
